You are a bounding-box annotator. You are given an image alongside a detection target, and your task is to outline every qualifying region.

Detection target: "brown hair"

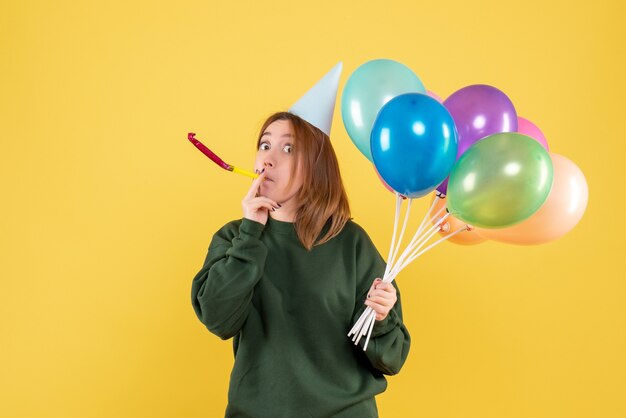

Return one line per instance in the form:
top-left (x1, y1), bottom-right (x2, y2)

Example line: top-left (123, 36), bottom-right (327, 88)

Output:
top-left (256, 112), bottom-right (351, 250)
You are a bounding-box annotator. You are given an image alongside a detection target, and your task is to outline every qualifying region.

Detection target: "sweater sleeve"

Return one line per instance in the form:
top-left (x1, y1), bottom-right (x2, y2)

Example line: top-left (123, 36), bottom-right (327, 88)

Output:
top-left (351, 226), bottom-right (411, 376)
top-left (191, 218), bottom-right (268, 340)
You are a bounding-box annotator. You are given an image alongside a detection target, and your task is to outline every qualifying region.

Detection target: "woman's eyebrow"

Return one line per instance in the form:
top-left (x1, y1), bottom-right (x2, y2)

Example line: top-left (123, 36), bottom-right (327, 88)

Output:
top-left (261, 131), bottom-right (294, 138)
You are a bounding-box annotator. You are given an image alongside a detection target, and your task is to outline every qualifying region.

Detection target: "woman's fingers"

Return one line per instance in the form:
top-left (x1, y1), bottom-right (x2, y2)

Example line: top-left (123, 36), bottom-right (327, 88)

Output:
top-left (246, 196), bottom-right (280, 211)
top-left (365, 278), bottom-right (397, 321)
top-left (368, 287), bottom-right (396, 302)
top-left (242, 194), bottom-right (281, 224)
top-left (366, 278), bottom-right (382, 296)
top-left (254, 202), bottom-right (278, 212)
top-left (365, 298), bottom-right (393, 319)
top-left (364, 300), bottom-right (391, 320)
top-left (367, 294), bottom-right (394, 306)
top-left (245, 169), bottom-right (266, 199)
top-left (367, 279), bottom-right (396, 300)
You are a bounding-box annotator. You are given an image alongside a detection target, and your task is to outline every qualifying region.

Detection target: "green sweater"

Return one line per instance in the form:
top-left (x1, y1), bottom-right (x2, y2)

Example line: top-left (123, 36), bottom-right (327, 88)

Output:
top-left (191, 217), bottom-right (410, 418)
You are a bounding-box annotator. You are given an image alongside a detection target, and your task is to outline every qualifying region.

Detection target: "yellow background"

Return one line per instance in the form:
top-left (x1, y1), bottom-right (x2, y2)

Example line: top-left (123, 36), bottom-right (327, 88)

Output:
top-left (1, 0), bottom-right (624, 417)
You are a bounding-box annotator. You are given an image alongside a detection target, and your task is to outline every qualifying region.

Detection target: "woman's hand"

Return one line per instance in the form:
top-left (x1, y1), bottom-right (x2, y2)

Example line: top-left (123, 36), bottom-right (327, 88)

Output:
top-left (364, 278), bottom-right (397, 321)
top-left (242, 169), bottom-right (280, 225)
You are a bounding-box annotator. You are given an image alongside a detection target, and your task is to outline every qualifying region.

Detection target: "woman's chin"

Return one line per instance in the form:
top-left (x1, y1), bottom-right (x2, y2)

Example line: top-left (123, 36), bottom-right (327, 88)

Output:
top-left (259, 188), bottom-right (281, 202)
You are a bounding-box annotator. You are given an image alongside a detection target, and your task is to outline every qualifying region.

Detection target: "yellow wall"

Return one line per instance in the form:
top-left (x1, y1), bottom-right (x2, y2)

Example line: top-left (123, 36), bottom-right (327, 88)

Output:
top-left (1, 1), bottom-right (624, 417)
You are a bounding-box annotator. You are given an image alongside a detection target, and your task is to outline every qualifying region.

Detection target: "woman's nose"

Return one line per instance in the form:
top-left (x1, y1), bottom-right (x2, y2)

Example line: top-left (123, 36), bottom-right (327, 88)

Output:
top-left (263, 161), bottom-right (274, 168)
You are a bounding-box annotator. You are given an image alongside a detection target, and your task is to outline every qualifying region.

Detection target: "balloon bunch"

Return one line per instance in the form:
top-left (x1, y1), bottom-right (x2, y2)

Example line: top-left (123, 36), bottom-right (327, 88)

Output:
top-left (343, 59), bottom-right (588, 350)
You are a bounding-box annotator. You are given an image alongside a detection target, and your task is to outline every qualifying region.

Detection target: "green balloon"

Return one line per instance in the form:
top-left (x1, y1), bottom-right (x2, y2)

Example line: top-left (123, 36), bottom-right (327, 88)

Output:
top-left (446, 133), bottom-right (553, 228)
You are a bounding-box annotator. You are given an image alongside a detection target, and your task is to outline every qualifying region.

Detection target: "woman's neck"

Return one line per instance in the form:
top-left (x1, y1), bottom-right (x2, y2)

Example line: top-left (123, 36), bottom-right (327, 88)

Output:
top-left (269, 210), bottom-right (295, 222)
top-left (270, 194), bottom-right (298, 222)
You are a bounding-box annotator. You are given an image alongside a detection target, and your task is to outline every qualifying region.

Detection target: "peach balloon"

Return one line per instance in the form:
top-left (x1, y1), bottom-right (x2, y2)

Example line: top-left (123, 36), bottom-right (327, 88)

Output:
top-left (430, 194), bottom-right (487, 245)
top-left (475, 153), bottom-right (588, 245)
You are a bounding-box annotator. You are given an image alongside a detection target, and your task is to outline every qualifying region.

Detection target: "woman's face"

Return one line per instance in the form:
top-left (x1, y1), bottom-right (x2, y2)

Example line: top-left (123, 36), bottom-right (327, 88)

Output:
top-left (255, 119), bottom-right (303, 204)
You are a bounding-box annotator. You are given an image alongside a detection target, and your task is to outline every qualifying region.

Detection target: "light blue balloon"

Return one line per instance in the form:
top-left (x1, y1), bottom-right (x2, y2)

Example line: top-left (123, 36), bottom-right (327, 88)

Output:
top-left (341, 59), bottom-right (426, 162)
top-left (371, 93), bottom-right (458, 198)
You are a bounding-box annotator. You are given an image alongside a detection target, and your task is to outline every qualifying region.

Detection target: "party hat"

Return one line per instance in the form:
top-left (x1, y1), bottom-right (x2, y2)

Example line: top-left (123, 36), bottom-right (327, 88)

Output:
top-left (289, 62), bottom-right (343, 136)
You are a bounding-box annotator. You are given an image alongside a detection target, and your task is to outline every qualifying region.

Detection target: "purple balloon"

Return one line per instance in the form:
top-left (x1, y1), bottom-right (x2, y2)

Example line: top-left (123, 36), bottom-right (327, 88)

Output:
top-left (437, 84), bottom-right (518, 194)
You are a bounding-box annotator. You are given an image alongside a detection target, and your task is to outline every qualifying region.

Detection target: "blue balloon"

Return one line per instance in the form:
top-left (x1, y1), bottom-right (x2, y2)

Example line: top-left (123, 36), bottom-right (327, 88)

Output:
top-left (371, 93), bottom-right (458, 198)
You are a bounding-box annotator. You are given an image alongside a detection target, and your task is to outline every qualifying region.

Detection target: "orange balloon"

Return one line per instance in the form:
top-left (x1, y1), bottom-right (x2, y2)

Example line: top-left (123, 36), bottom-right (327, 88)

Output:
top-left (475, 153), bottom-right (588, 245)
top-left (430, 193), bottom-right (487, 245)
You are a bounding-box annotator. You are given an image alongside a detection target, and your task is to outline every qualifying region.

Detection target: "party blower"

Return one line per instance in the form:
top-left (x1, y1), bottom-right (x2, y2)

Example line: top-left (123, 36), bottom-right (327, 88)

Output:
top-left (188, 133), bottom-right (259, 179)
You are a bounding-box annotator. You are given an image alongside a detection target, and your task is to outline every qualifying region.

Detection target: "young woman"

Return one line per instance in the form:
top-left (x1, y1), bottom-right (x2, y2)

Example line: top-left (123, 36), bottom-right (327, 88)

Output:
top-left (191, 112), bottom-right (410, 417)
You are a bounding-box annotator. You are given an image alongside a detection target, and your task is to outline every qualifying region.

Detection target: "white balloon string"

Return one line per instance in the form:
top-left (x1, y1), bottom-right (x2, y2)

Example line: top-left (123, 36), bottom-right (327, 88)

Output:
top-left (394, 212), bottom-right (451, 273)
top-left (349, 306), bottom-right (372, 339)
top-left (408, 205), bottom-right (447, 258)
top-left (383, 193), bottom-right (402, 280)
top-left (363, 311), bottom-right (377, 351)
top-left (389, 213), bottom-right (450, 280)
top-left (392, 199), bottom-right (438, 274)
top-left (390, 226), bottom-right (442, 278)
top-left (352, 194), bottom-right (402, 347)
top-left (349, 310), bottom-right (366, 337)
top-left (415, 195), bottom-right (440, 238)
top-left (354, 310), bottom-right (376, 346)
top-left (398, 225), bottom-right (468, 269)
top-left (349, 195), bottom-right (460, 351)
top-left (350, 305), bottom-right (377, 343)
top-left (428, 206), bottom-right (447, 228)
top-left (388, 198), bottom-right (411, 278)
top-left (385, 211), bottom-right (449, 283)
top-left (383, 205), bottom-right (446, 283)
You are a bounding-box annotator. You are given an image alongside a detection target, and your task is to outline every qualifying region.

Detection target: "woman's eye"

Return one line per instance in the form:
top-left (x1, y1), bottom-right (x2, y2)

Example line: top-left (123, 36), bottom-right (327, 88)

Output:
top-left (259, 142), bottom-right (270, 151)
top-left (283, 144), bottom-right (293, 154)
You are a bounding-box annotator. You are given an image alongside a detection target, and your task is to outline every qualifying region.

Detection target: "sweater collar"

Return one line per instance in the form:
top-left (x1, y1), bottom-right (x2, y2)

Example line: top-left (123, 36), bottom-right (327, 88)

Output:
top-left (266, 216), bottom-right (297, 235)
top-left (265, 216), bottom-right (334, 241)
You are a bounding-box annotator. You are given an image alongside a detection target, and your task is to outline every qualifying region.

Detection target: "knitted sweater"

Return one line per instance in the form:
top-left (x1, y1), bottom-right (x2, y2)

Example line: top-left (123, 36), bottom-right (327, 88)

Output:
top-left (191, 217), bottom-right (410, 417)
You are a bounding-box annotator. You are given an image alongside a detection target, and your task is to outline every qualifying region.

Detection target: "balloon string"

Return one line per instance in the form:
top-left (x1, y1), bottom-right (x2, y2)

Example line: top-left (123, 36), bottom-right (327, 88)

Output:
top-left (362, 196), bottom-right (411, 348)
top-left (350, 221), bottom-right (453, 350)
top-left (388, 214), bottom-right (449, 281)
top-left (415, 196), bottom-right (440, 239)
top-left (386, 203), bottom-right (444, 281)
top-left (385, 208), bottom-right (448, 283)
top-left (394, 225), bottom-right (468, 273)
top-left (357, 222), bottom-right (458, 351)
top-left (348, 197), bottom-right (413, 350)
top-left (350, 308), bottom-right (375, 344)
top-left (405, 205), bottom-right (447, 261)
top-left (349, 306), bottom-right (372, 338)
top-left (383, 193), bottom-right (403, 280)
top-left (350, 210), bottom-right (445, 350)
top-left (349, 196), bottom-right (463, 351)
top-left (348, 192), bottom-right (406, 345)
top-left (388, 198), bottom-right (412, 278)
top-left (397, 212), bottom-right (450, 272)
top-left (362, 309), bottom-right (377, 351)
top-left (357, 310), bottom-right (376, 345)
